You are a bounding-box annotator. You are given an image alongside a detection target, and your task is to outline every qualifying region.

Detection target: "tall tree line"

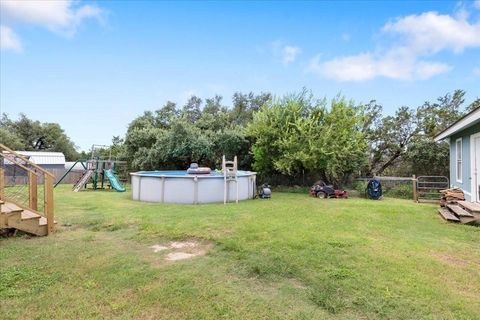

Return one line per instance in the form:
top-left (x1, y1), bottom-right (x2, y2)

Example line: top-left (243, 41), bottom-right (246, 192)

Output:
top-left (2, 90), bottom-right (478, 185)
top-left (0, 113), bottom-right (79, 161)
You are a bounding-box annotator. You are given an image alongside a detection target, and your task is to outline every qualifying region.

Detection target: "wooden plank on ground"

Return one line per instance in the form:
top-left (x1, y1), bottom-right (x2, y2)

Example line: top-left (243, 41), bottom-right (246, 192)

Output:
top-left (437, 208), bottom-right (460, 222)
top-left (447, 205), bottom-right (474, 217)
top-left (457, 201), bottom-right (480, 213)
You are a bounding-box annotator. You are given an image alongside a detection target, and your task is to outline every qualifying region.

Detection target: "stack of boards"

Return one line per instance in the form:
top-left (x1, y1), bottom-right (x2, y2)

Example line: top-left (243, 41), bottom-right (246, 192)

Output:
top-left (438, 188), bottom-right (480, 225)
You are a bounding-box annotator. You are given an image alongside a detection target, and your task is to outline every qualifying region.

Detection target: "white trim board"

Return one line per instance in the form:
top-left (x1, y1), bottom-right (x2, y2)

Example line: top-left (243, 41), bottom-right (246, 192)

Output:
top-left (470, 133), bottom-right (480, 202)
top-left (456, 138), bottom-right (463, 183)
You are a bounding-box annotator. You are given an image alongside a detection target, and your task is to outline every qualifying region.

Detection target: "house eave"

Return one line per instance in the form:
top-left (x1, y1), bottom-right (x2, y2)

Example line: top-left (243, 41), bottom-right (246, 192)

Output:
top-left (434, 108), bottom-right (480, 142)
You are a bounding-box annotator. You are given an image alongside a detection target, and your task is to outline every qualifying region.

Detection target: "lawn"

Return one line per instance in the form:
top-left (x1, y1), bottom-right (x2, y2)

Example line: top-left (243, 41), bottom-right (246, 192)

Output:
top-left (1, 186), bottom-right (479, 320)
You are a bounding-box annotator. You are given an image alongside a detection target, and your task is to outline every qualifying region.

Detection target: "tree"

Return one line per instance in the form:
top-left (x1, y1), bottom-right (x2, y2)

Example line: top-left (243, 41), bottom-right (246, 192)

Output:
top-left (416, 89), bottom-right (465, 138)
top-left (466, 98), bottom-right (480, 113)
top-left (0, 113), bottom-right (79, 160)
top-left (368, 107), bottom-right (417, 175)
top-left (231, 92), bottom-right (271, 125)
top-left (203, 95), bottom-right (223, 115)
top-left (123, 93), bottom-right (265, 171)
top-left (181, 96), bottom-right (202, 123)
top-left (366, 90), bottom-right (469, 176)
top-left (155, 101), bottom-right (179, 129)
top-left (405, 140), bottom-right (449, 176)
top-left (0, 127), bottom-right (23, 149)
top-left (247, 90), bottom-right (368, 185)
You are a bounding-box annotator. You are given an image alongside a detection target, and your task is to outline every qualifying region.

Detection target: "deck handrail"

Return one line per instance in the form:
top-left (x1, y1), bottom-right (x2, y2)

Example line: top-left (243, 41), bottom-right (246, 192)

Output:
top-left (0, 143), bottom-right (55, 178)
top-left (0, 152), bottom-right (39, 176)
top-left (0, 143), bottom-right (55, 235)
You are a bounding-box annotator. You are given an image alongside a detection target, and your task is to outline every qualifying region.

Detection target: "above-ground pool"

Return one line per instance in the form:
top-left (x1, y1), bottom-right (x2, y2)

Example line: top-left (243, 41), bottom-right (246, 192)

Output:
top-left (130, 170), bottom-right (257, 204)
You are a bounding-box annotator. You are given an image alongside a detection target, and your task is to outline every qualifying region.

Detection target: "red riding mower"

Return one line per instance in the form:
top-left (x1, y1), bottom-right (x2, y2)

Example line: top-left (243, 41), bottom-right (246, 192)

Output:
top-left (310, 181), bottom-right (348, 199)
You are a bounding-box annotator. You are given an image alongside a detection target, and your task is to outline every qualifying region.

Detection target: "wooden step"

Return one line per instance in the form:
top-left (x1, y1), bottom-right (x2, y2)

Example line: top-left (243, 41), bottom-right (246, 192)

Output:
top-left (39, 217), bottom-right (47, 226)
top-left (438, 208), bottom-right (460, 222)
top-left (21, 210), bottom-right (41, 221)
top-left (1, 202), bottom-right (23, 214)
top-left (457, 201), bottom-right (480, 213)
top-left (6, 213), bottom-right (48, 236)
top-left (446, 205), bottom-right (474, 217)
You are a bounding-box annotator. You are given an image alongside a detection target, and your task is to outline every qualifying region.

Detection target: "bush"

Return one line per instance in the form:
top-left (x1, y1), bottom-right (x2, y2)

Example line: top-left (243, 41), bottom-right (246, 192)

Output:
top-left (354, 181), bottom-right (368, 198)
top-left (272, 185), bottom-right (310, 194)
top-left (383, 184), bottom-right (413, 199)
top-left (353, 180), bottom-right (413, 200)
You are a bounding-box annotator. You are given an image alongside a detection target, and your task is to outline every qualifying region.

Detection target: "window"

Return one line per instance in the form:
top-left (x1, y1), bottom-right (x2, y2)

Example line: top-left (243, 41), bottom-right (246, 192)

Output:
top-left (456, 138), bottom-right (462, 182)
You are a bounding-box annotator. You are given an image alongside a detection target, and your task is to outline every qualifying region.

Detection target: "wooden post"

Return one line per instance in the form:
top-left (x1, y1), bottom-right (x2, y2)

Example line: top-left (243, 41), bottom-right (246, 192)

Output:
top-left (0, 168), bottom-right (4, 201)
top-left (412, 175), bottom-right (417, 203)
top-left (29, 171), bottom-right (38, 210)
top-left (44, 174), bottom-right (54, 234)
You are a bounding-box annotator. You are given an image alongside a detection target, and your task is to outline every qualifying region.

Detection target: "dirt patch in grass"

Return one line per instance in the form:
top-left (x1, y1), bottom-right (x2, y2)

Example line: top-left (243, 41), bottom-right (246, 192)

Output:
top-left (149, 239), bottom-right (212, 261)
top-left (165, 252), bottom-right (196, 261)
top-left (432, 252), bottom-right (471, 267)
top-left (433, 253), bottom-right (480, 267)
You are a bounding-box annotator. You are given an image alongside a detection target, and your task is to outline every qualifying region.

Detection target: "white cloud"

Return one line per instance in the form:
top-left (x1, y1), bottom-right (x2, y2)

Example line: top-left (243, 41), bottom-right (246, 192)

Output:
top-left (270, 41), bottom-right (301, 66)
top-left (414, 61), bottom-right (452, 80)
top-left (309, 49), bottom-right (451, 82)
top-left (474, 67), bottom-right (480, 76)
top-left (282, 46), bottom-right (301, 65)
top-left (474, 1), bottom-right (480, 10)
top-left (382, 11), bottom-right (480, 54)
top-left (0, 25), bottom-right (22, 51)
top-left (307, 9), bottom-right (479, 81)
top-left (0, 0), bottom-right (103, 51)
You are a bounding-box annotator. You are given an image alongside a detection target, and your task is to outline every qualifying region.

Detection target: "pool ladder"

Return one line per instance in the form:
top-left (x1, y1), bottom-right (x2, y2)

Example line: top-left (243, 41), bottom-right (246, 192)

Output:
top-left (222, 155), bottom-right (238, 204)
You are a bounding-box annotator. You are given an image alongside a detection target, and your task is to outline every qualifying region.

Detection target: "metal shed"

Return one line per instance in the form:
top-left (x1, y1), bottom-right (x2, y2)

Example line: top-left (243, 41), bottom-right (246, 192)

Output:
top-left (3, 151), bottom-right (66, 170)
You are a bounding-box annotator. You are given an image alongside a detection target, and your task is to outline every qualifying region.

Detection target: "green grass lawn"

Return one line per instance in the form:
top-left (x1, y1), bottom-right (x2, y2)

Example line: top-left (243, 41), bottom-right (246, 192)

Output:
top-left (1, 186), bottom-right (479, 319)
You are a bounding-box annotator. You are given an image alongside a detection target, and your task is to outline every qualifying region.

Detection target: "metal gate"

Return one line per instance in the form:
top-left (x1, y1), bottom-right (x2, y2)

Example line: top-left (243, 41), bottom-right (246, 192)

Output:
top-left (415, 176), bottom-right (449, 202)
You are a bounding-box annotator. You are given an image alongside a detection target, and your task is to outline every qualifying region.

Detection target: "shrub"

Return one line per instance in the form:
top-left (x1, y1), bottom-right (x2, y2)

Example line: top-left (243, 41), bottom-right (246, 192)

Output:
top-left (354, 181), bottom-right (368, 198)
top-left (384, 184), bottom-right (413, 199)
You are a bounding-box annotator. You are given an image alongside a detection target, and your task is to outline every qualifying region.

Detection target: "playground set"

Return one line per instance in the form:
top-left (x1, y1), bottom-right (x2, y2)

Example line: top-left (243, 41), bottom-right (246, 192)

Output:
top-left (55, 144), bottom-right (127, 192)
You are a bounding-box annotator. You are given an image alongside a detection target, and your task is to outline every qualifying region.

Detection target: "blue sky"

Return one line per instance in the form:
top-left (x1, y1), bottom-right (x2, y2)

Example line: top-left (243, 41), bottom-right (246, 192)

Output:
top-left (1, 0), bottom-right (479, 151)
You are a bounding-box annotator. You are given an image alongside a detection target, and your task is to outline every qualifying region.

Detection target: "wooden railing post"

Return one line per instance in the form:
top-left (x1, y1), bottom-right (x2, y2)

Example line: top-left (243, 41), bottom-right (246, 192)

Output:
top-left (0, 167), bottom-right (4, 201)
top-left (412, 175), bottom-right (417, 203)
top-left (44, 174), bottom-right (54, 234)
top-left (29, 171), bottom-right (38, 210)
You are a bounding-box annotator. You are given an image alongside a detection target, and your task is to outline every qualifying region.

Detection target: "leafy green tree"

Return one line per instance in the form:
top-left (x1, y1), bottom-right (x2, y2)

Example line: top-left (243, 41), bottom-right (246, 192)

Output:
top-left (248, 91), bottom-right (368, 185)
top-left (466, 98), bottom-right (480, 113)
top-left (405, 140), bottom-right (449, 176)
top-left (0, 113), bottom-right (79, 160)
top-left (231, 92), bottom-right (271, 125)
top-left (0, 127), bottom-right (23, 149)
top-left (155, 101), bottom-right (179, 129)
top-left (367, 90), bottom-right (470, 176)
top-left (181, 96), bottom-right (202, 123)
top-left (368, 106), bottom-right (418, 175)
top-left (416, 89), bottom-right (465, 138)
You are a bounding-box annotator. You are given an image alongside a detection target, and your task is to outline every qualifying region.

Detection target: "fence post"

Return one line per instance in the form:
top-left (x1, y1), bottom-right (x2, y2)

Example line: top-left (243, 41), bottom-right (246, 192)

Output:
top-left (412, 175), bottom-right (417, 203)
top-left (44, 174), bottom-right (54, 234)
top-left (29, 171), bottom-right (38, 210)
top-left (0, 168), bottom-right (4, 201)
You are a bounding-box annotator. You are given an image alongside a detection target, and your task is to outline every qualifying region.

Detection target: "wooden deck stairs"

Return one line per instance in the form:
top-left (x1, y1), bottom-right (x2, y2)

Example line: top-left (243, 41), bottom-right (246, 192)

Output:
top-left (0, 200), bottom-right (52, 236)
top-left (438, 201), bottom-right (480, 225)
top-left (0, 143), bottom-right (55, 236)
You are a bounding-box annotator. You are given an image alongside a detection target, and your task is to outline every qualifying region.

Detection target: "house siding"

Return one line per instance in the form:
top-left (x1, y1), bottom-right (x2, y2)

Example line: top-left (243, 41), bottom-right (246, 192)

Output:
top-left (449, 122), bottom-right (480, 201)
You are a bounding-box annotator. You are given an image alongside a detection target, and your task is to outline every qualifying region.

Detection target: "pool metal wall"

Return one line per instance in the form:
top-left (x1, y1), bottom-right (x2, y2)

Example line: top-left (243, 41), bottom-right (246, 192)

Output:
top-left (131, 172), bottom-right (257, 204)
